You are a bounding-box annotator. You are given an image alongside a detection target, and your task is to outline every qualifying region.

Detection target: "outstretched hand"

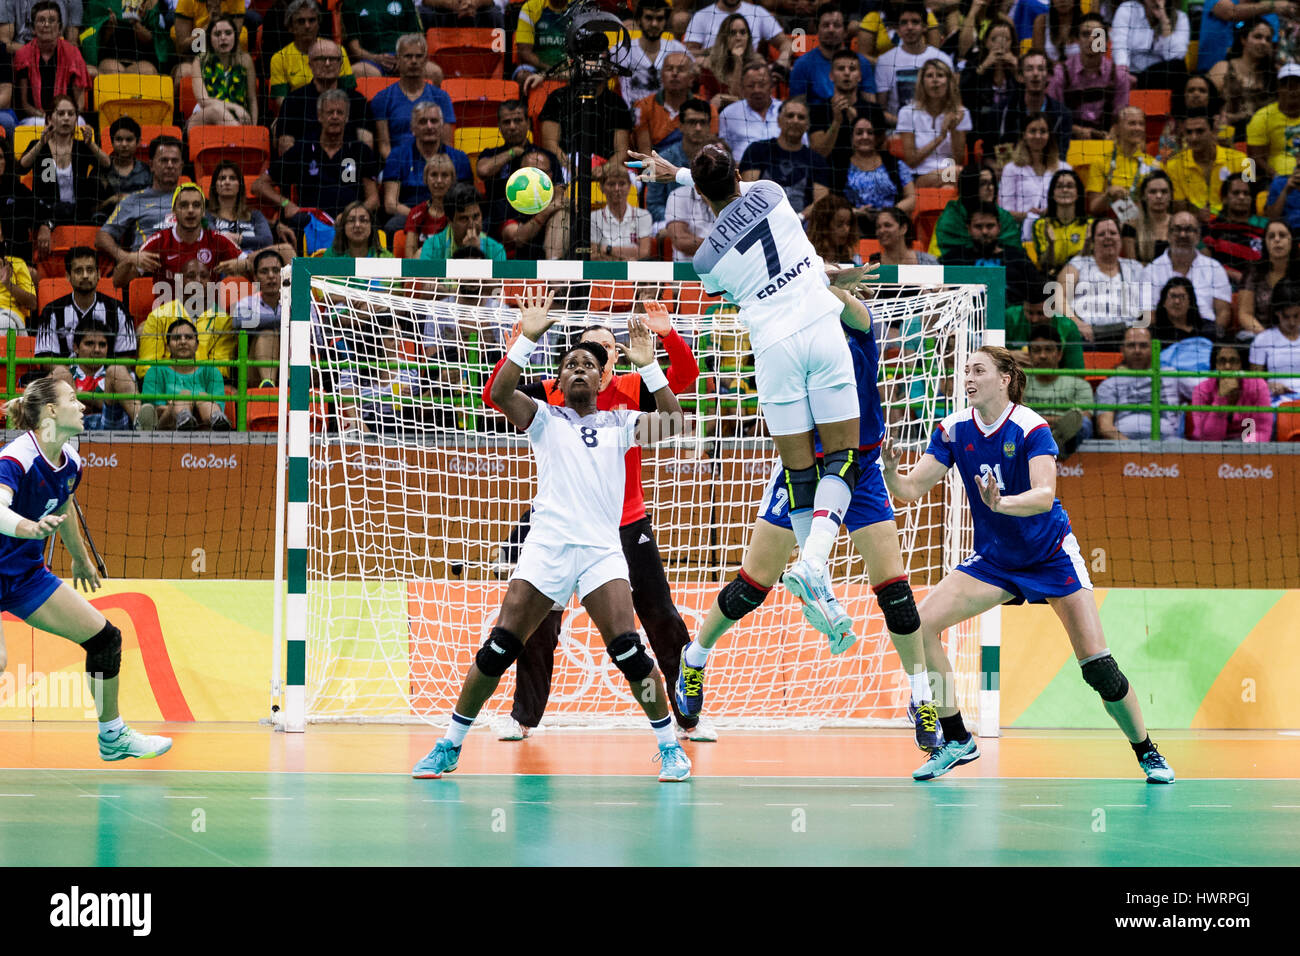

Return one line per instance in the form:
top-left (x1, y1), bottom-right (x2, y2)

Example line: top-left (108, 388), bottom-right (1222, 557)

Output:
top-left (517, 287), bottom-right (557, 341)
top-left (621, 315), bottom-right (655, 367)
top-left (21, 513), bottom-right (65, 539)
top-left (880, 437), bottom-right (902, 474)
top-left (828, 262), bottom-right (881, 290)
top-left (627, 149), bottom-right (679, 184)
top-left (976, 470), bottom-right (1002, 513)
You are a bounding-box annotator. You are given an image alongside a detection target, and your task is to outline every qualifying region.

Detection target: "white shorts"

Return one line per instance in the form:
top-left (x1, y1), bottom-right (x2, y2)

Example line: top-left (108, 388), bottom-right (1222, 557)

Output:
top-left (756, 312), bottom-right (857, 436)
top-left (511, 539), bottom-right (629, 605)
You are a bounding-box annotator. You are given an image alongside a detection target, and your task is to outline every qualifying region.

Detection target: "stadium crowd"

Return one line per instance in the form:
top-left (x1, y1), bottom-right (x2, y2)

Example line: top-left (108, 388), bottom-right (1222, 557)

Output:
top-left (1, 0), bottom-right (1299, 441)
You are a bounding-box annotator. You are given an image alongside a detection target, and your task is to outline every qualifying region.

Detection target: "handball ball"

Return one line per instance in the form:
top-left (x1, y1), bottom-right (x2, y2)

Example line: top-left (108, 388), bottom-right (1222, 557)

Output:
top-left (506, 166), bottom-right (554, 215)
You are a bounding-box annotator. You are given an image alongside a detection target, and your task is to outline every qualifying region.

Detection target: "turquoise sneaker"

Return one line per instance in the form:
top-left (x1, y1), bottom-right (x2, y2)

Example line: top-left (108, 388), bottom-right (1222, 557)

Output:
top-left (99, 726), bottom-right (172, 761)
top-left (1137, 743), bottom-right (1175, 784)
top-left (783, 559), bottom-right (857, 654)
top-left (654, 743), bottom-right (692, 782)
top-left (912, 735), bottom-right (979, 780)
top-left (412, 739), bottom-right (461, 778)
top-left (675, 650), bottom-right (706, 717)
top-left (907, 698), bottom-right (944, 752)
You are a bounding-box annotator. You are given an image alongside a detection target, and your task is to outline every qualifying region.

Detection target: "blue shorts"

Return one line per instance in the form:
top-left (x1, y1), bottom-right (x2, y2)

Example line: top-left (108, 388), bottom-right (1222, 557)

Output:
top-left (757, 453), bottom-right (894, 533)
top-left (0, 566), bottom-right (63, 618)
top-left (956, 533), bottom-right (1092, 605)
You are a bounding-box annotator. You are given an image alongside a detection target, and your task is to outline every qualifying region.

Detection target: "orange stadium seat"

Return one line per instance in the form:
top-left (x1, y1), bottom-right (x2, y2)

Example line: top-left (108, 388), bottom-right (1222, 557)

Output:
top-left (354, 76), bottom-right (400, 101)
top-left (589, 281), bottom-right (637, 312)
top-left (1128, 89), bottom-right (1171, 144)
top-left (858, 238), bottom-right (881, 261)
top-left (913, 187), bottom-right (955, 251)
top-left (128, 276), bottom-right (157, 326)
top-left (244, 387), bottom-right (280, 431)
top-left (428, 28), bottom-right (502, 79)
top-left (442, 78), bottom-right (519, 128)
top-left (1083, 349), bottom-right (1123, 384)
top-left (37, 278), bottom-right (122, 312)
top-left (93, 74), bottom-right (175, 127)
top-left (98, 124), bottom-right (183, 160)
top-left (7, 334), bottom-right (37, 383)
top-left (1276, 401), bottom-right (1300, 442)
top-left (391, 230), bottom-right (407, 258)
top-left (189, 125), bottom-right (271, 181)
top-left (527, 80), bottom-right (567, 144)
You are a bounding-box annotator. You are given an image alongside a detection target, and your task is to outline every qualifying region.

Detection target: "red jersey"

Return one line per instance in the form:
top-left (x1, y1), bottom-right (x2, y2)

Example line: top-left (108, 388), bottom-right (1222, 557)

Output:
top-left (140, 227), bottom-right (243, 280)
top-left (482, 328), bottom-right (699, 526)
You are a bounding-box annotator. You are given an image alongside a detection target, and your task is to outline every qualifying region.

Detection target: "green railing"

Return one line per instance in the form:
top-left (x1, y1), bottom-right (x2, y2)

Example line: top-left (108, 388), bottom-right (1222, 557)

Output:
top-left (3, 328), bottom-right (280, 430)
top-left (1026, 341), bottom-right (1294, 440)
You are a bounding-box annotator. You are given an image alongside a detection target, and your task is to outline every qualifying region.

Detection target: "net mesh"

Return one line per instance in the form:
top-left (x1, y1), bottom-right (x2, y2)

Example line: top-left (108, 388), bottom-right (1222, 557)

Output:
top-left (301, 274), bottom-right (986, 727)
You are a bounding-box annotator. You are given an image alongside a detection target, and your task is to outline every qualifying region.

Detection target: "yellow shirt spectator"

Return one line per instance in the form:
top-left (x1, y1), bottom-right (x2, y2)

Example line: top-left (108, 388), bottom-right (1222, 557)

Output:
top-left (1082, 144), bottom-right (1161, 199)
top-left (173, 0), bottom-right (250, 52)
top-left (137, 299), bottom-right (235, 380)
top-left (269, 43), bottom-right (357, 100)
top-left (0, 257), bottom-right (35, 330)
top-left (857, 9), bottom-right (940, 58)
top-left (1165, 145), bottom-right (1249, 215)
top-left (1245, 102), bottom-right (1300, 178)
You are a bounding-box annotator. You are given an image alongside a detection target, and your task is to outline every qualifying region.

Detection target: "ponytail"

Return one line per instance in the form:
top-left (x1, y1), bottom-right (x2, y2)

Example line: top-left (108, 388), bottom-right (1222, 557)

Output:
top-left (976, 346), bottom-right (1026, 403)
top-left (7, 377), bottom-right (62, 431)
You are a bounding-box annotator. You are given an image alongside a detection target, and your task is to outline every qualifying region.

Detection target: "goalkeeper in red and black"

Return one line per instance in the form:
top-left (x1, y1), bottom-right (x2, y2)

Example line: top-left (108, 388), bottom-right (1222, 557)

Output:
top-left (480, 311), bottom-right (716, 741)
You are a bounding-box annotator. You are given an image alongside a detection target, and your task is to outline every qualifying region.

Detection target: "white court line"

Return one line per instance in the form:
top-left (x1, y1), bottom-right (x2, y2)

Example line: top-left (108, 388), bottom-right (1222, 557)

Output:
top-left (510, 800), bottom-right (551, 805)
top-left (0, 793), bottom-right (34, 797)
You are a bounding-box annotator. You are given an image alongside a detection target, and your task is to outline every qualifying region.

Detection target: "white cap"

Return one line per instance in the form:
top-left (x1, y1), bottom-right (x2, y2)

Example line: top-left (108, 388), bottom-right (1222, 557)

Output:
top-left (1279, 63), bottom-right (1300, 81)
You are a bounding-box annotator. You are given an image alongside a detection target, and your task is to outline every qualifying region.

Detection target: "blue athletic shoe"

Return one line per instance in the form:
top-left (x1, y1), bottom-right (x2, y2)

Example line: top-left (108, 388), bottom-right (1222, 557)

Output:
top-left (912, 734), bottom-right (979, 780)
top-left (675, 650), bottom-right (706, 718)
top-left (654, 743), bottom-right (692, 782)
top-left (412, 739), bottom-right (461, 779)
top-left (783, 559), bottom-right (857, 654)
top-left (1137, 743), bottom-right (1175, 784)
top-left (907, 698), bottom-right (944, 752)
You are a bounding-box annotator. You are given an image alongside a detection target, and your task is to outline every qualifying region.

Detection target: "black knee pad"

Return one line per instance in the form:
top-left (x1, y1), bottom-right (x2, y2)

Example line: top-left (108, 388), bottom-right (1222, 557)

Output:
top-left (475, 626), bottom-right (523, 678)
top-left (82, 622), bottom-right (122, 680)
top-left (607, 632), bottom-right (654, 682)
top-left (717, 571), bottom-right (771, 622)
top-left (875, 579), bottom-right (920, 635)
top-left (821, 448), bottom-right (863, 492)
top-left (1080, 653), bottom-right (1129, 703)
top-left (782, 464), bottom-right (820, 511)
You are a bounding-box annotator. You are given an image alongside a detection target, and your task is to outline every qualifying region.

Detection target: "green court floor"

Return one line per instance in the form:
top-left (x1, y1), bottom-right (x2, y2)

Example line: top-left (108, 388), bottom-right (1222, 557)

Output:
top-left (1, 771), bottom-right (1296, 866)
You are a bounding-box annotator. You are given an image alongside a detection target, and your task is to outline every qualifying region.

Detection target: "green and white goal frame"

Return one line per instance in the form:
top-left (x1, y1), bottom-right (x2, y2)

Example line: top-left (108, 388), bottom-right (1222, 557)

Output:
top-left (276, 259), bottom-right (1006, 736)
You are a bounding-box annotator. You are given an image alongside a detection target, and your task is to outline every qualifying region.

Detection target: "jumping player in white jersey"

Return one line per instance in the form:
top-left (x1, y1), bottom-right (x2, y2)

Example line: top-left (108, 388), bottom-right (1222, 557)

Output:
top-left (412, 290), bottom-right (694, 782)
top-left (881, 346), bottom-right (1176, 783)
top-left (0, 378), bottom-right (173, 762)
top-left (630, 143), bottom-right (871, 654)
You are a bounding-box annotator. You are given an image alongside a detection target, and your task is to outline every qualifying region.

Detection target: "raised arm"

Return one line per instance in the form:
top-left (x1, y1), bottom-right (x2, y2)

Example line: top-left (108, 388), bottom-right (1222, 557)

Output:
top-left (880, 437), bottom-right (951, 502)
top-left (977, 453), bottom-right (1057, 516)
top-left (488, 288), bottom-right (557, 429)
top-left (622, 315), bottom-right (683, 445)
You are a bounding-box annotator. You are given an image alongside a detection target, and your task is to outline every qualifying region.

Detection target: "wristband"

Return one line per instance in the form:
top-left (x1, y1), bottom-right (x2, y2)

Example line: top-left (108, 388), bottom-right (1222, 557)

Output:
top-left (280, 198), bottom-right (290, 209)
top-left (638, 361), bottom-right (668, 393)
top-left (675, 166), bottom-right (694, 188)
top-left (507, 335), bottom-right (539, 369)
top-left (0, 487), bottom-right (21, 537)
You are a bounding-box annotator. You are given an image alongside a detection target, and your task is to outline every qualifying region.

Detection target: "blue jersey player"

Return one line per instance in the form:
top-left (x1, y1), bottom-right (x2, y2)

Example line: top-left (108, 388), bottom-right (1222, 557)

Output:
top-left (1, 378), bottom-right (172, 761)
top-left (882, 346), bottom-right (1175, 783)
top-left (675, 287), bottom-right (942, 751)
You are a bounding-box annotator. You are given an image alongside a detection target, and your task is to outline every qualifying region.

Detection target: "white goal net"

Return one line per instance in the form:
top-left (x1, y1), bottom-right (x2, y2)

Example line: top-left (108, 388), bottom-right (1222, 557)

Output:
top-left (294, 266), bottom-right (986, 730)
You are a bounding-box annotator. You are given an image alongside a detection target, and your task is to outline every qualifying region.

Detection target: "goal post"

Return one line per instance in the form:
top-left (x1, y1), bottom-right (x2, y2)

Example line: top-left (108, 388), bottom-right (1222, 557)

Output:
top-left (281, 258), bottom-right (1005, 735)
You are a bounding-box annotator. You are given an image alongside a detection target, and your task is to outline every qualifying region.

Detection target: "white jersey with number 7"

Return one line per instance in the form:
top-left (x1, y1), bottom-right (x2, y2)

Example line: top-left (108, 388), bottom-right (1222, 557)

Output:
top-left (691, 179), bottom-right (845, 357)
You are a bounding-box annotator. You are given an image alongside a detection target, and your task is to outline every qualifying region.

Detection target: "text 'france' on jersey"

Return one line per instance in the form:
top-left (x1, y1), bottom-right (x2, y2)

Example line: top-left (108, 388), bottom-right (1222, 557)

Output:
top-left (523, 399), bottom-right (643, 550)
top-left (925, 404), bottom-right (1071, 568)
top-left (692, 179), bottom-right (845, 357)
top-left (0, 432), bottom-right (83, 576)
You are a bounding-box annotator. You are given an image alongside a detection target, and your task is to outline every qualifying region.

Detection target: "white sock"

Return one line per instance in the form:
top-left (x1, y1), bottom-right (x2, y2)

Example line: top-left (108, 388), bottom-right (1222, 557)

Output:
top-left (803, 475), bottom-right (852, 567)
top-left (651, 714), bottom-right (676, 748)
top-left (684, 641), bottom-right (709, 669)
top-left (98, 716), bottom-right (125, 738)
top-left (445, 711), bottom-right (473, 747)
top-left (790, 508), bottom-right (813, 551)
top-left (908, 671), bottom-right (933, 704)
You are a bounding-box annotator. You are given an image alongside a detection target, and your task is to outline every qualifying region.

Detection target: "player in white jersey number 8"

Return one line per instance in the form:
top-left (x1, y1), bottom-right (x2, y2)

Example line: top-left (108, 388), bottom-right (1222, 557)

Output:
top-left (413, 289), bottom-right (696, 782)
top-left (630, 143), bottom-right (876, 655)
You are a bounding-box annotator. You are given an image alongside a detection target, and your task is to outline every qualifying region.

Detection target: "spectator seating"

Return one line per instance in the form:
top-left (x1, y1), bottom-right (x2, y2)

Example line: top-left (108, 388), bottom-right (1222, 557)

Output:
top-left (442, 79), bottom-right (519, 128)
top-left (428, 28), bottom-right (502, 79)
top-left (37, 277), bottom-right (122, 312)
top-left (244, 386), bottom-right (280, 431)
top-left (589, 281), bottom-right (638, 312)
top-left (858, 238), bottom-right (882, 261)
top-left (914, 187), bottom-right (956, 251)
top-left (1083, 350), bottom-right (1123, 385)
top-left (93, 74), bottom-right (175, 127)
top-left (355, 76), bottom-right (400, 101)
top-left (129, 277), bottom-right (157, 326)
top-left (1277, 402), bottom-right (1300, 442)
top-left (189, 125), bottom-right (272, 181)
top-left (8, 334), bottom-right (37, 383)
top-left (97, 125), bottom-right (184, 160)
top-left (527, 80), bottom-right (567, 143)
top-left (1128, 89), bottom-right (1172, 146)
